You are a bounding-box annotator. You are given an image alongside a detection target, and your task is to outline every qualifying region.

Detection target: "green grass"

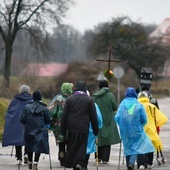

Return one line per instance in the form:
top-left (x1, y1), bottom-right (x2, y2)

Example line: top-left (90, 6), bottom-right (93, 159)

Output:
top-left (0, 98), bottom-right (10, 141)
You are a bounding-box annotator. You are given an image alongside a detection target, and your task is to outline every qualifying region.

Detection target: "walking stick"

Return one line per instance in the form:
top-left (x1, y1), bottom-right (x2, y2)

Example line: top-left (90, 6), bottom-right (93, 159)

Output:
top-left (159, 146), bottom-right (165, 164)
top-left (96, 138), bottom-right (98, 170)
top-left (49, 151), bottom-right (52, 169)
top-left (18, 127), bottom-right (25, 170)
top-left (18, 163), bottom-right (21, 170)
top-left (43, 131), bottom-right (53, 160)
top-left (118, 141), bottom-right (122, 170)
top-left (48, 131), bottom-right (53, 169)
top-left (11, 146), bottom-right (14, 157)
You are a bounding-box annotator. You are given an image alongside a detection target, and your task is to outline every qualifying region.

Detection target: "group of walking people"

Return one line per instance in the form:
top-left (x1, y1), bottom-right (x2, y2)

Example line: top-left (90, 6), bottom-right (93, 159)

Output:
top-left (2, 85), bottom-right (51, 170)
top-left (115, 87), bottom-right (168, 170)
top-left (48, 80), bottom-right (120, 170)
top-left (2, 80), bottom-right (168, 170)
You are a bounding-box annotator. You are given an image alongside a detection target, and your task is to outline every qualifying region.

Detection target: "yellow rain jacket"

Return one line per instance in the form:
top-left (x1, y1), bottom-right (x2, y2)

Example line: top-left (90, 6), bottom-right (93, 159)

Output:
top-left (138, 97), bottom-right (168, 152)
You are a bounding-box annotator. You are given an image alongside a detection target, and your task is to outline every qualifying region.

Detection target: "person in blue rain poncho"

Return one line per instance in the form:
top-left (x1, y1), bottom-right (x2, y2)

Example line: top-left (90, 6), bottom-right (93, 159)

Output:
top-left (115, 87), bottom-right (154, 170)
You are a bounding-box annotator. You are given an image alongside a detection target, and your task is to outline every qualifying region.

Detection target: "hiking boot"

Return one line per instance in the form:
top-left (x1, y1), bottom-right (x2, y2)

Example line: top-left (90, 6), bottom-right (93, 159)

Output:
top-left (148, 164), bottom-right (154, 169)
top-left (75, 164), bottom-right (83, 170)
top-left (102, 161), bottom-right (108, 164)
top-left (128, 164), bottom-right (134, 170)
top-left (24, 154), bottom-right (28, 164)
top-left (28, 162), bottom-right (32, 169)
top-left (139, 165), bottom-right (145, 169)
top-left (16, 159), bottom-right (22, 165)
top-left (33, 162), bottom-right (38, 170)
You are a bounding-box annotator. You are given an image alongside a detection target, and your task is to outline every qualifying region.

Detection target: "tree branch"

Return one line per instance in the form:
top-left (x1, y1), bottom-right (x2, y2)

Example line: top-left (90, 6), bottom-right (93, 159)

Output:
top-left (18, 0), bottom-right (48, 28)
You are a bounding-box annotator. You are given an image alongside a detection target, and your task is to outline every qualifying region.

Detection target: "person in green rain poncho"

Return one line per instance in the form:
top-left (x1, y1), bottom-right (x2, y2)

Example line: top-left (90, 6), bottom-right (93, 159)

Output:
top-left (48, 82), bottom-right (73, 166)
top-left (93, 80), bottom-right (121, 164)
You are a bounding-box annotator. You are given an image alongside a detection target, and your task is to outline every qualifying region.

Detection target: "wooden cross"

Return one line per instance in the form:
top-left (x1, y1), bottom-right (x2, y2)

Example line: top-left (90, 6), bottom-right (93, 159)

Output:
top-left (96, 48), bottom-right (123, 71)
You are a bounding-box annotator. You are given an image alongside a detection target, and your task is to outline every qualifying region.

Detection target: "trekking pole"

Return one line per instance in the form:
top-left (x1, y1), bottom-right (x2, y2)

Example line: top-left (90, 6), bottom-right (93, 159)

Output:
top-left (48, 131), bottom-right (53, 169)
top-left (11, 146), bottom-right (14, 157)
top-left (18, 126), bottom-right (25, 170)
top-left (156, 148), bottom-right (161, 166)
top-left (122, 155), bottom-right (125, 164)
top-left (159, 146), bottom-right (165, 164)
top-left (96, 138), bottom-right (98, 170)
top-left (49, 151), bottom-right (52, 169)
top-left (118, 141), bottom-right (122, 170)
top-left (18, 162), bottom-right (21, 170)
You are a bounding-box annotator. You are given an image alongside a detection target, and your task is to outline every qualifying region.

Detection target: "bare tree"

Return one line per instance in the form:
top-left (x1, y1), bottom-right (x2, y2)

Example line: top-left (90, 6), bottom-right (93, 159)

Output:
top-left (0, 0), bottom-right (73, 87)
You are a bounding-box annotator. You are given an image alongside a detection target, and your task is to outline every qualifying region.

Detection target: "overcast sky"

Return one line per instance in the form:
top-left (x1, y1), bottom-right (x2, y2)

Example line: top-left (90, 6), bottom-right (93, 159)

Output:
top-left (64, 0), bottom-right (170, 33)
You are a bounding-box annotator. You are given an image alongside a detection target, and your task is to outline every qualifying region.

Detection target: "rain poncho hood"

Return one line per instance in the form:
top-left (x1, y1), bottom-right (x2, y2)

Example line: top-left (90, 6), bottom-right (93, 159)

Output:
top-left (115, 87), bottom-right (154, 155)
top-left (93, 87), bottom-right (109, 97)
top-left (125, 87), bottom-right (137, 98)
top-left (122, 87), bottom-right (139, 116)
top-left (61, 83), bottom-right (73, 96)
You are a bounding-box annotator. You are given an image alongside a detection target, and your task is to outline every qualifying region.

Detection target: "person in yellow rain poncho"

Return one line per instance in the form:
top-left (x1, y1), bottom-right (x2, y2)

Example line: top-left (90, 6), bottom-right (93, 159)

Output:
top-left (137, 91), bottom-right (168, 169)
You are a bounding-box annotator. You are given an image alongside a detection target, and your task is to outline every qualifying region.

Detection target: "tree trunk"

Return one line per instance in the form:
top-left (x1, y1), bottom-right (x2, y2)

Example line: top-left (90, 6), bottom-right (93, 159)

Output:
top-left (3, 44), bottom-right (13, 87)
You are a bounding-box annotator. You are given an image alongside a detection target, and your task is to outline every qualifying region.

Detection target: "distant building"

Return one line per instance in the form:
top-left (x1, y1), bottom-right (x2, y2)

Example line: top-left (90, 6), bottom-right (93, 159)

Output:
top-left (149, 18), bottom-right (170, 77)
top-left (20, 63), bottom-right (68, 77)
top-left (150, 18), bottom-right (170, 43)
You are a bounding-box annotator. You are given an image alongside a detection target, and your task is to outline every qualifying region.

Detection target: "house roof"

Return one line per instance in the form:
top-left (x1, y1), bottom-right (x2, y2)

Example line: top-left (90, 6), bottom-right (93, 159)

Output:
top-left (20, 63), bottom-right (68, 77)
top-left (149, 18), bottom-right (170, 43)
top-left (149, 18), bottom-right (170, 77)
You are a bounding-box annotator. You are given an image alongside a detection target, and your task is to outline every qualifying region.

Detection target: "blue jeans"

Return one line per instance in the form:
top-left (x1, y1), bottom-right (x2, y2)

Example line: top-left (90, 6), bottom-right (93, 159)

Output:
top-left (126, 154), bottom-right (137, 169)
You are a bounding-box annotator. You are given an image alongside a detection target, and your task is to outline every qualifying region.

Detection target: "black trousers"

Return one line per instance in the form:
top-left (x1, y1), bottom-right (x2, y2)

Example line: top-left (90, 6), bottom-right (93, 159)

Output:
top-left (27, 152), bottom-right (41, 163)
top-left (137, 152), bottom-right (154, 168)
top-left (98, 145), bottom-right (111, 162)
top-left (15, 146), bottom-right (27, 160)
top-left (58, 141), bottom-right (67, 166)
top-left (64, 133), bottom-right (88, 169)
top-left (84, 154), bottom-right (90, 168)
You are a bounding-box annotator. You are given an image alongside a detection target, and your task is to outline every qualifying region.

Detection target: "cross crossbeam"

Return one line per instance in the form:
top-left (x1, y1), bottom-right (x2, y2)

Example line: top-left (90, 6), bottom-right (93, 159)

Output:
top-left (96, 48), bottom-right (123, 71)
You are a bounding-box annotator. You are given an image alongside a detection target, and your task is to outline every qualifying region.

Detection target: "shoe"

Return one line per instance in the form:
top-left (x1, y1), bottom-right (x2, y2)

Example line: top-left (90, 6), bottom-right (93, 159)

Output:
top-left (139, 165), bottom-right (145, 169)
top-left (148, 164), bottom-right (154, 169)
top-left (60, 161), bottom-right (65, 166)
top-left (75, 164), bottom-right (83, 170)
top-left (16, 159), bottom-right (22, 165)
top-left (24, 154), bottom-right (28, 164)
top-left (33, 162), bottom-right (38, 170)
top-left (128, 164), bottom-right (134, 170)
top-left (28, 162), bottom-right (32, 169)
top-left (102, 161), bottom-right (108, 164)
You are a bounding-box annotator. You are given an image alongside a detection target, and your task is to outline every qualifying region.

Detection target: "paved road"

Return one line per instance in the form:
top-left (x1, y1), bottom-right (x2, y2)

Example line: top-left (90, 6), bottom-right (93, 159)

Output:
top-left (0, 97), bottom-right (170, 170)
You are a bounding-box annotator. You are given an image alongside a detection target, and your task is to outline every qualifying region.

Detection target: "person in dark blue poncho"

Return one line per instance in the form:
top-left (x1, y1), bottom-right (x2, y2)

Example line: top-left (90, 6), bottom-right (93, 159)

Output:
top-left (20, 91), bottom-right (51, 170)
top-left (2, 85), bottom-right (32, 165)
top-left (115, 87), bottom-right (154, 170)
